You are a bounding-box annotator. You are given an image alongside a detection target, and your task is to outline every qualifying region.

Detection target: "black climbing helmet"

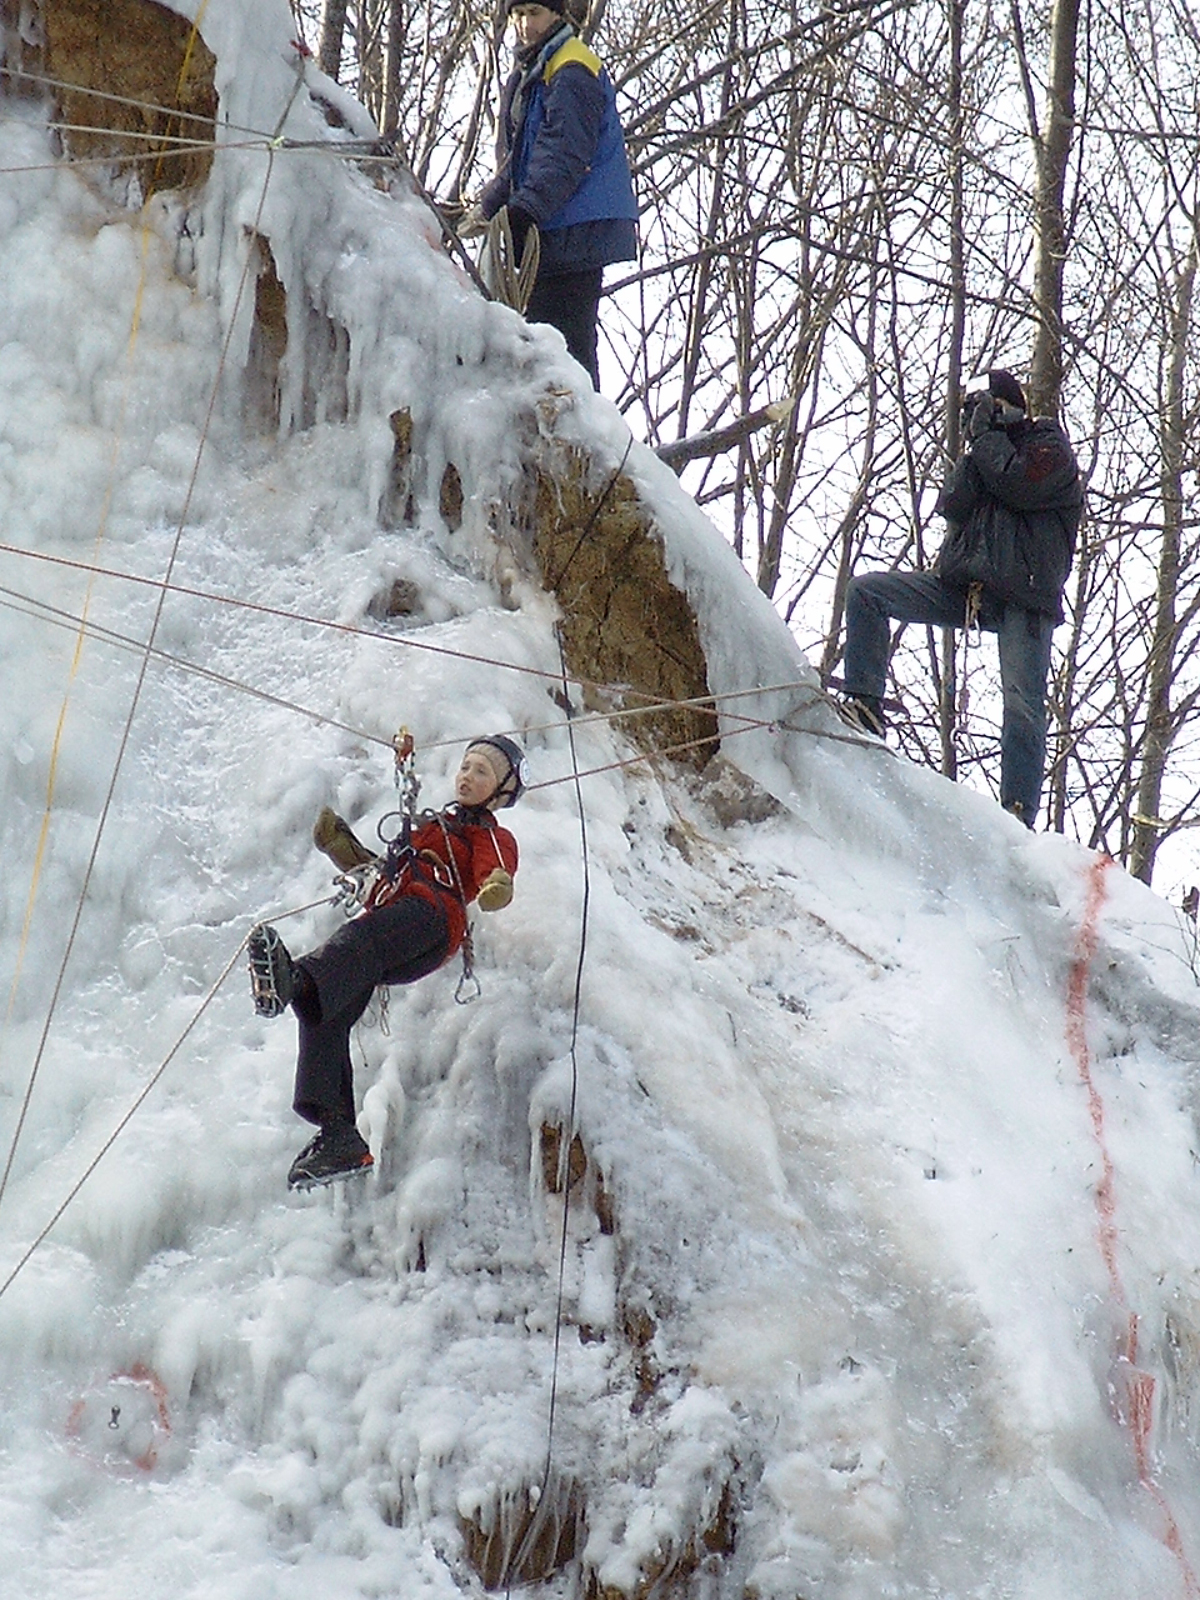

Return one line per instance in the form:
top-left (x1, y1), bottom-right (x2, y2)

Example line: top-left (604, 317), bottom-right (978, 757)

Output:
top-left (466, 735), bottom-right (528, 809)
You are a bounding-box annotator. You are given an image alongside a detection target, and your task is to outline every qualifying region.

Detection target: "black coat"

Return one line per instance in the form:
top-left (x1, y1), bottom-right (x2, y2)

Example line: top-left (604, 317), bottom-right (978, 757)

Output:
top-left (934, 418), bottom-right (1083, 621)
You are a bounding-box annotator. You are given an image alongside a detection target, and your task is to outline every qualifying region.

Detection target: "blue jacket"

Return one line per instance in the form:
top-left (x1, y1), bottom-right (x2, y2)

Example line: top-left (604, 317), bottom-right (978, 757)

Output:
top-left (481, 24), bottom-right (637, 274)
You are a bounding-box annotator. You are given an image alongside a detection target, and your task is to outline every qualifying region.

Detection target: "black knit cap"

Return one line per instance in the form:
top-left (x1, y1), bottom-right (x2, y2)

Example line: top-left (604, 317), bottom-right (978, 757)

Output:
top-left (987, 369), bottom-right (1027, 412)
top-left (507, 0), bottom-right (566, 14)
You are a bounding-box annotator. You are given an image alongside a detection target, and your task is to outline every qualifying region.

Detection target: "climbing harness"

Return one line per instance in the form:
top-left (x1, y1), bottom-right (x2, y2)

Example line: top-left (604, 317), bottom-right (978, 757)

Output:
top-left (366, 730), bottom-right (484, 1003)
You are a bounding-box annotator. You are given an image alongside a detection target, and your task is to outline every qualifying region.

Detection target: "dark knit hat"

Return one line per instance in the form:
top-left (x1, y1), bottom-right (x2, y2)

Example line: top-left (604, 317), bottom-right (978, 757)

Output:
top-left (987, 369), bottom-right (1027, 413)
top-left (507, 0), bottom-right (567, 15)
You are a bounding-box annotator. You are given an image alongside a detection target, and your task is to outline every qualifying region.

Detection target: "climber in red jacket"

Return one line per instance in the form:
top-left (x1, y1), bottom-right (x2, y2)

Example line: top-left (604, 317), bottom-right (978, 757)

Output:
top-left (248, 736), bottom-right (524, 1189)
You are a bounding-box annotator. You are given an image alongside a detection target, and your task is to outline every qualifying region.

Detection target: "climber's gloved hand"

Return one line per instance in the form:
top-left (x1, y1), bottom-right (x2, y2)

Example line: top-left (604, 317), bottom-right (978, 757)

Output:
top-left (476, 868), bottom-right (514, 912)
top-left (500, 203), bottom-right (534, 254)
top-left (964, 390), bottom-right (997, 441)
top-left (456, 204), bottom-right (490, 239)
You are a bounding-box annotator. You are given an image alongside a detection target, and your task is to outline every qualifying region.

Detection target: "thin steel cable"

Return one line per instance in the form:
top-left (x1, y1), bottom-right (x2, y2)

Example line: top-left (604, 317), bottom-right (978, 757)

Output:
top-left (40, 121), bottom-right (226, 148)
top-left (0, 559), bottom-right (872, 799)
top-left (0, 137), bottom-right (270, 179)
top-left (0, 584), bottom-right (397, 751)
top-left (0, 62), bottom-right (269, 141)
top-left (0, 534), bottom-right (825, 729)
top-left (0, 541), bottom-right (591, 689)
top-left (0, 576), bottom-right (824, 753)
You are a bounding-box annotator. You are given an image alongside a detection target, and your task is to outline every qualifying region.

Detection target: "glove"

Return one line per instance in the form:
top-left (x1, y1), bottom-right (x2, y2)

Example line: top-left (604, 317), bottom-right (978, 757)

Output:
top-left (456, 204), bottom-right (490, 240)
top-left (476, 868), bottom-right (514, 912)
top-left (312, 807), bottom-right (378, 871)
top-left (965, 392), bottom-right (997, 440)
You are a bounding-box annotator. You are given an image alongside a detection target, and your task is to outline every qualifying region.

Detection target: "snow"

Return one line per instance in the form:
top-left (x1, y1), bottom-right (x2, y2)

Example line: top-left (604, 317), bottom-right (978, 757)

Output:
top-left (2, 3), bottom-right (1200, 1596)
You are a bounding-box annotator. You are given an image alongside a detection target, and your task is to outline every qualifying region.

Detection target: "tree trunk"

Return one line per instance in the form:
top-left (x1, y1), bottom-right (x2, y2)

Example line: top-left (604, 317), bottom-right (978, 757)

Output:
top-left (1129, 237), bottom-right (1198, 884)
top-left (318, 0), bottom-right (350, 81)
top-left (1027, 0), bottom-right (1080, 418)
top-left (939, 0), bottom-right (967, 781)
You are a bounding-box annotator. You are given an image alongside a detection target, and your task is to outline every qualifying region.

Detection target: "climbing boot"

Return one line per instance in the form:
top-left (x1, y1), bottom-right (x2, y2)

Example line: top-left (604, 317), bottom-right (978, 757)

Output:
top-left (248, 923), bottom-right (298, 1017)
top-left (838, 695), bottom-right (887, 740)
top-left (287, 1124), bottom-right (374, 1190)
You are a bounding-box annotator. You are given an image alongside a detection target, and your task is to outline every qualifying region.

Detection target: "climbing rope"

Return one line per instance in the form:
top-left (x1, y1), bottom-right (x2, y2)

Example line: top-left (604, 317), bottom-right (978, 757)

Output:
top-left (0, 892), bottom-right (336, 1305)
top-left (503, 625), bottom-right (590, 1595)
top-left (0, 682), bottom-right (869, 1293)
top-left (2, 4), bottom-right (211, 1041)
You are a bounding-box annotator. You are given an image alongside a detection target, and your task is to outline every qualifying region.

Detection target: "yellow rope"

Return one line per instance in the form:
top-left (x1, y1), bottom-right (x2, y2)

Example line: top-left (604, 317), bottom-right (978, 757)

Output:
top-left (149, 0), bottom-right (210, 194)
top-left (3, 226), bottom-right (151, 1028)
top-left (0, 7), bottom-right (228, 1210)
top-left (3, 3), bottom-right (212, 1024)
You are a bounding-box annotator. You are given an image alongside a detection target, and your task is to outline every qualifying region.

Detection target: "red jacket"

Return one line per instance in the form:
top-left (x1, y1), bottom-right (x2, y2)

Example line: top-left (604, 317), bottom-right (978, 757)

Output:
top-left (366, 807), bottom-right (519, 954)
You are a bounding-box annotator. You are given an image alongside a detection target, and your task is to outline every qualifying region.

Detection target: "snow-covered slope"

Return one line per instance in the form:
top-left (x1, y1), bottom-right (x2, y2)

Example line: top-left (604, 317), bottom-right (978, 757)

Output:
top-left (3, 5), bottom-right (1200, 1597)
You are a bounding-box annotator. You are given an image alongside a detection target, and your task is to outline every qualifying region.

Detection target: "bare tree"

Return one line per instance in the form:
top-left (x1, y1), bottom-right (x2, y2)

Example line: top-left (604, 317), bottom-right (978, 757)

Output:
top-left (298, 0), bottom-right (1200, 887)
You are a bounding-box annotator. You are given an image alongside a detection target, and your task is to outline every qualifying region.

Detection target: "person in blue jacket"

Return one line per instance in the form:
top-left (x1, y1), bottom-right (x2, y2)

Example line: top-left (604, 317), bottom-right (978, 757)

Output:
top-left (477, 0), bottom-right (638, 389)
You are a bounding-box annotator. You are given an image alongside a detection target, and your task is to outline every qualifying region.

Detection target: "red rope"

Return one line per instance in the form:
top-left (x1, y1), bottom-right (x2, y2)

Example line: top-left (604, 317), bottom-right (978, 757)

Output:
top-left (1066, 854), bottom-right (1199, 1596)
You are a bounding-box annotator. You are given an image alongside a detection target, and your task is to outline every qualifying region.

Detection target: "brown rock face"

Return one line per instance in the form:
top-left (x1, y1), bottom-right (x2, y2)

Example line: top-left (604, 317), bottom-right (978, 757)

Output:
top-left (529, 448), bottom-right (717, 770)
top-left (7, 0), bottom-right (218, 194)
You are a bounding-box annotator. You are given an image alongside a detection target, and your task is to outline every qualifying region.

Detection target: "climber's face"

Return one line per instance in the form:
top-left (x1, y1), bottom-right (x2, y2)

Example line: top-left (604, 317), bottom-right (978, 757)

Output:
top-left (510, 5), bottom-right (560, 47)
top-left (456, 749), bottom-right (500, 810)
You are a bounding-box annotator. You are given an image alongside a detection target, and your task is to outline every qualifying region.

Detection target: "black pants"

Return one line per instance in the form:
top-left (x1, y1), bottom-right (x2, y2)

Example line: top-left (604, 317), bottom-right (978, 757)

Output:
top-left (525, 267), bottom-right (603, 390)
top-left (292, 897), bottom-right (449, 1126)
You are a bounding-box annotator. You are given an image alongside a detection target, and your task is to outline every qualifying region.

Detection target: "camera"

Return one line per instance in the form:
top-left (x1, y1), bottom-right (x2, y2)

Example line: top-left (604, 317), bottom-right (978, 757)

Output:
top-left (960, 389), bottom-right (995, 431)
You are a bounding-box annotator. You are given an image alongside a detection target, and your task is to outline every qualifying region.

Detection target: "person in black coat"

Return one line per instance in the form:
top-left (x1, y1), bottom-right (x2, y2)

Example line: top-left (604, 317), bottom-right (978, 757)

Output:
top-left (840, 369), bottom-right (1083, 826)
top-left (473, 0), bottom-right (637, 388)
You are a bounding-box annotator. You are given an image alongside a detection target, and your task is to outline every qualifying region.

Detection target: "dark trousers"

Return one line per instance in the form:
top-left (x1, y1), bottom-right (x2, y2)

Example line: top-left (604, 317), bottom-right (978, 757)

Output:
top-left (844, 571), bottom-right (1055, 822)
top-left (292, 897), bottom-right (449, 1126)
top-left (525, 267), bottom-right (603, 389)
